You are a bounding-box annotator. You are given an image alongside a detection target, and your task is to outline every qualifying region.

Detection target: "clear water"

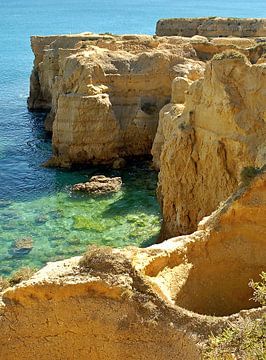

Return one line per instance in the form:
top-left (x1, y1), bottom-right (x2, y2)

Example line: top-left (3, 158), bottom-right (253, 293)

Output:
top-left (1, 0), bottom-right (265, 276)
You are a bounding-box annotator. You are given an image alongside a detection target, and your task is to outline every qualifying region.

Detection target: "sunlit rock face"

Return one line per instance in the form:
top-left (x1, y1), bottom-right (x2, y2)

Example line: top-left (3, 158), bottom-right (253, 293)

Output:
top-left (156, 54), bottom-right (266, 238)
top-left (18, 26), bottom-right (266, 360)
top-left (156, 17), bottom-right (266, 37)
top-left (28, 33), bottom-right (204, 166)
top-left (0, 171), bottom-right (265, 359)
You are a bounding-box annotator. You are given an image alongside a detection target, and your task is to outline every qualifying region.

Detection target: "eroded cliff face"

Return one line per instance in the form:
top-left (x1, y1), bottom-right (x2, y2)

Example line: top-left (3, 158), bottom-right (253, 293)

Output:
top-left (1, 171), bottom-right (265, 359)
top-left (156, 17), bottom-right (266, 37)
top-left (155, 54), bottom-right (266, 238)
top-left (29, 34), bottom-right (205, 166)
top-left (18, 26), bottom-right (266, 359)
top-left (28, 31), bottom-right (265, 167)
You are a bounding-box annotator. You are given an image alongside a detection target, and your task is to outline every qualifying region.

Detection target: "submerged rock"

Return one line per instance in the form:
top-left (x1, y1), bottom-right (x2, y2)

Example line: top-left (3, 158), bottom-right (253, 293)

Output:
top-left (112, 157), bottom-right (126, 169)
top-left (0, 200), bottom-right (11, 208)
top-left (35, 214), bottom-right (49, 225)
top-left (13, 237), bottom-right (33, 256)
top-left (72, 175), bottom-right (122, 194)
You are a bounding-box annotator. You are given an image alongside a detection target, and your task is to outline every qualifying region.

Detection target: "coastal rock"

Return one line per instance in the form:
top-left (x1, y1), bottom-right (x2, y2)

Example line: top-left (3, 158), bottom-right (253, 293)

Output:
top-left (28, 33), bottom-right (205, 166)
top-left (72, 175), bottom-right (122, 194)
top-left (155, 53), bottom-right (266, 238)
top-left (151, 76), bottom-right (191, 170)
top-left (0, 171), bottom-right (265, 359)
top-left (156, 17), bottom-right (266, 37)
top-left (112, 157), bottom-right (126, 169)
top-left (28, 31), bottom-right (266, 167)
top-left (13, 237), bottom-right (33, 255)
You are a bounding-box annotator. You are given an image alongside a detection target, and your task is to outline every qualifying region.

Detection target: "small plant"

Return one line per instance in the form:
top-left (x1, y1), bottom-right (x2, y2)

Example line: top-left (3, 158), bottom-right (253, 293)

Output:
top-left (0, 267), bottom-right (36, 292)
top-left (240, 166), bottom-right (263, 186)
top-left (0, 277), bottom-right (10, 292)
top-left (250, 272), bottom-right (266, 307)
top-left (79, 245), bottom-right (131, 275)
top-left (8, 267), bottom-right (36, 286)
top-left (212, 50), bottom-right (248, 62)
top-left (203, 273), bottom-right (266, 360)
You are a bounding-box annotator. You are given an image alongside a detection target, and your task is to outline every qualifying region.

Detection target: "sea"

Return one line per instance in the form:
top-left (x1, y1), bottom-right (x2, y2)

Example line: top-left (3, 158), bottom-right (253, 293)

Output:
top-left (0, 0), bottom-right (265, 276)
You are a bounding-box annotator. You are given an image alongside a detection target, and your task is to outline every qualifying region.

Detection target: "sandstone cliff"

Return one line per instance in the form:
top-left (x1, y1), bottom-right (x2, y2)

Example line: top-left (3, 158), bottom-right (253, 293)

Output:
top-left (154, 53), bottom-right (266, 238)
top-left (1, 170), bottom-right (265, 359)
top-left (28, 34), bottom-right (204, 166)
top-left (156, 17), bottom-right (266, 37)
top-left (29, 30), bottom-right (266, 167)
top-left (19, 25), bottom-right (266, 359)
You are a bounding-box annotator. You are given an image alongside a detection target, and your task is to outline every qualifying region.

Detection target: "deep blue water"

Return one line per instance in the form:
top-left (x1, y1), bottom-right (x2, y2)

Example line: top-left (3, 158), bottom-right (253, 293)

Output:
top-left (0, 0), bottom-right (265, 276)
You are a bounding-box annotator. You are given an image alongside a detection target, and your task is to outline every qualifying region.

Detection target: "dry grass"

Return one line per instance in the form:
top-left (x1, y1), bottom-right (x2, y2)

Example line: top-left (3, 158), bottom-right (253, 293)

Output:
top-left (0, 267), bottom-right (36, 292)
top-left (79, 245), bottom-right (131, 275)
top-left (212, 50), bottom-right (248, 62)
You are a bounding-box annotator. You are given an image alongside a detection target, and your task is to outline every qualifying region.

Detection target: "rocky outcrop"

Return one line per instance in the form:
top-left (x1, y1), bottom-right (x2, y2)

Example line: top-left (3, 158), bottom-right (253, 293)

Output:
top-left (13, 237), bottom-right (33, 256)
top-left (72, 175), bottom-right (122, 194)
top-left (155, 53), bottom-right (266, 238)
top-left (28, 34), bottom-right (204, 166)
top-left (1, 171), bottom-right (265, 359)
top-left (190, 35), bottom-right (266, 62)
top-left (28, 30), bottom-right (266, 167)
top-left (156, 17), bottom-right (266, 37)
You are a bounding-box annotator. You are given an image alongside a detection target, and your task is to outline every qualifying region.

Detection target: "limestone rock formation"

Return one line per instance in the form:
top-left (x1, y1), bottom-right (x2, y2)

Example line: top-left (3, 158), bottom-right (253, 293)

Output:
top-left (29, 31), bottom-right (266, 167)
top-left (1, 171), bottom-right (265, 359)
top-left (13, 237), bottom-right (33, 255)
top-left (155, 53), bottom-right (266, 238)
top-left (156, 17), bottom-right (266, 37)
top-left (28, 34), bottom-right (204, 166)
top-left (72, 175), bottom-right (122, 194)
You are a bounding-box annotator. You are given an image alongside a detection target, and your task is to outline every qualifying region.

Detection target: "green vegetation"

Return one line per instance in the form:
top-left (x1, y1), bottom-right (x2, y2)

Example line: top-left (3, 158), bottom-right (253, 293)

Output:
top-left (250, 272), bottom-right (266, 307)
top-left (203, 272), bottom-right (266, 360)
top-left (240, 166), bottom-right (264, 186)
top-left (212, 50), bottom-right (248, 62)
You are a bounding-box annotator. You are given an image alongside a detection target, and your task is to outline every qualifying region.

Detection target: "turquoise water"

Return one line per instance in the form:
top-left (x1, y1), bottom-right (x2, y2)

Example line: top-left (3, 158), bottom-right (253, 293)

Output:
top-left (0, 0), bottom-right (265, 276)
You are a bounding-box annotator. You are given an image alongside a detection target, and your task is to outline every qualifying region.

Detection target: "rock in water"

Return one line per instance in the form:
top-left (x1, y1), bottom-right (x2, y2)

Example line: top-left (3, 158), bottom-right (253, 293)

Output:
top-left (112, 158), bottom-right (126, 169)
top-left (72, 175), bottom-right (122, 194)
top-left (0, 199), bottom-right (11, 208)
top-left (13, 237), bottom-right (33, 255)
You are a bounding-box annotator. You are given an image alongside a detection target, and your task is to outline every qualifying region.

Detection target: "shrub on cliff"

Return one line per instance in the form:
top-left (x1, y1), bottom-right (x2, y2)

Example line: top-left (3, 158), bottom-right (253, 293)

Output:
top-left (212, 50), bottom-right (248, 62)
top-left (203, 272), bottom-right (266, 360)
top-left (0, 267), bottom-right (36, 291)
top-left (79, 245), bottom-right (132, 275)
top-left (240, 166), bottom-right (265, 187)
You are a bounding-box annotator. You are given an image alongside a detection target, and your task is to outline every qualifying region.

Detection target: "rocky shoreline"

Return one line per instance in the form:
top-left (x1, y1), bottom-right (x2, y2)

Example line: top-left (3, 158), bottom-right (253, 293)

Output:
top-left (1, 17), bottom-right (266, 359)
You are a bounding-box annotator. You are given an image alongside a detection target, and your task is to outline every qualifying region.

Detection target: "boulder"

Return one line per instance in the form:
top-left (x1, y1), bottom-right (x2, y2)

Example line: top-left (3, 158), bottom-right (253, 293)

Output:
top-left (13, 237), bottom-right (33, 255)
top-left (72, 175), bottom-right (122, 194)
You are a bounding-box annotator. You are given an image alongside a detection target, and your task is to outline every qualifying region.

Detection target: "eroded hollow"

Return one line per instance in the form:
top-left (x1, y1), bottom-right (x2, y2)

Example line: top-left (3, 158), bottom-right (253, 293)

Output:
top-left (145, 235), bottom-right (265, 316)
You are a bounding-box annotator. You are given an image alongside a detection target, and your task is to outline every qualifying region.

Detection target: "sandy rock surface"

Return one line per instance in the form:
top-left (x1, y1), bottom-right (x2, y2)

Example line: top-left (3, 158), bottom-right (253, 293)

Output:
top-left (155, 53), bottom-right (266, 238)
top-left (72, 175), bottom-right (122, 194)
top-left (156, 17), bottom-right (266, 37)
top-left (28, 33), bottom-right (205, 166)
top-left (0, 170), bottom-right (265, 359)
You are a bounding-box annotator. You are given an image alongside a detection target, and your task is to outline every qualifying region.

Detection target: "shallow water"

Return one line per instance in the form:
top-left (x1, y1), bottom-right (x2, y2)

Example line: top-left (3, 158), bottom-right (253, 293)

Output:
top-left (1, 0), bottom-right (265, 276)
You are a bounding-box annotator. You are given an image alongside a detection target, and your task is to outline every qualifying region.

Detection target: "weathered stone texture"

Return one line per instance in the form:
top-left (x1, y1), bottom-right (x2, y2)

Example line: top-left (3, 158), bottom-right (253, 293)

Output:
top-left (28, 34), bottom-right (204, 166)
top-left (155, 54), bottom-right (266, 238)
top-left (0, 171), bottom-right (265, 359)
top-left (156, 17), bottom-right (266, 38)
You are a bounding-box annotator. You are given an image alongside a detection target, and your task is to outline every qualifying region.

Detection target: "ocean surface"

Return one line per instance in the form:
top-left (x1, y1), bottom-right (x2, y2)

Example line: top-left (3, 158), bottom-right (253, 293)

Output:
top-left (0, 0), bottom-right (265, 276)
